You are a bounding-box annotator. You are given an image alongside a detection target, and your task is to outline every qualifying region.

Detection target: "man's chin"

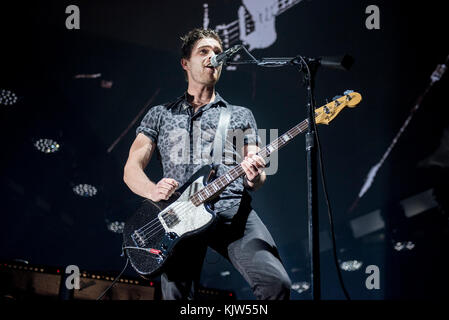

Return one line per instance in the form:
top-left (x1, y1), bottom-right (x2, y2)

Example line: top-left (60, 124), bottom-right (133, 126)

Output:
top-left (202, 77), bottom-right (219, 86)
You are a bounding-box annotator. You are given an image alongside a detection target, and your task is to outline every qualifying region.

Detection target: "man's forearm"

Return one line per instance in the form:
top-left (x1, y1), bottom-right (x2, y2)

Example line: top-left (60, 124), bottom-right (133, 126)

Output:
top-left (123, 164), bottom-right (156, 200)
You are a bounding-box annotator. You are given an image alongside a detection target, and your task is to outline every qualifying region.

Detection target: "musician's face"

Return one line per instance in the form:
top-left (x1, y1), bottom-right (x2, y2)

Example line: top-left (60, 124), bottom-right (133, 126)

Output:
top-left (181, 37), bottom-right (223, 86)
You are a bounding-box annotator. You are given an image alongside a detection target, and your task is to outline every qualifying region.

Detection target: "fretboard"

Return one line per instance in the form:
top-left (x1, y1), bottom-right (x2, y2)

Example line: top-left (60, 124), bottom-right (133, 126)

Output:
top-left (190, 118), bottom-right (309, 206)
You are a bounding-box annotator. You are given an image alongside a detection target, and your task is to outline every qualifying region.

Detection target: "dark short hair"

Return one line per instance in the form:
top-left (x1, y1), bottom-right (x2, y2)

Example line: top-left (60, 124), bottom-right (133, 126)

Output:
top-left (180, 28), bottom-right (223, 60)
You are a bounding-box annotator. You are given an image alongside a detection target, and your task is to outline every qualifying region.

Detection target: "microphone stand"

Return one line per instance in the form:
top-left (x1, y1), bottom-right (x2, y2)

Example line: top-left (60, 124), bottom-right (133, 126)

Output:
top-left (300, 57), bottom-right (321, 301)
top-left (227, 55), bottom-right (331, 300)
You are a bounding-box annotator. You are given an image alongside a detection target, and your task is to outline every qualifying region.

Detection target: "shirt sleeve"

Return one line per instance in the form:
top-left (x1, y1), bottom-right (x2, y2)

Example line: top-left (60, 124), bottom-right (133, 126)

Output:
top-left (243, 108), bottom-right (261, 146)
top-left (136, 105), bottom-right (162, 144)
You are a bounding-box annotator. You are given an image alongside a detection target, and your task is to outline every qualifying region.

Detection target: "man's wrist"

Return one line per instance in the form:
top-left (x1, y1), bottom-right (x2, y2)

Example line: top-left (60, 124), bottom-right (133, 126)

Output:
top-left (244, 174), bottom-right (260, 189)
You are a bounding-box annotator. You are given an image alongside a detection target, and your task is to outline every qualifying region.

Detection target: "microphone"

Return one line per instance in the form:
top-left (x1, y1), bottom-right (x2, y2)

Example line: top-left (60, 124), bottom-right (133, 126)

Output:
top-left (210, 45), bottom-right (243, 67)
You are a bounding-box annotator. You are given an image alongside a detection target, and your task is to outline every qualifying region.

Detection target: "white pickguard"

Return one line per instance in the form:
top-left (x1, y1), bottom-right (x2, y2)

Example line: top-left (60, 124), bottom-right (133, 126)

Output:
top-left (157, 176), bottom-right (212, 237)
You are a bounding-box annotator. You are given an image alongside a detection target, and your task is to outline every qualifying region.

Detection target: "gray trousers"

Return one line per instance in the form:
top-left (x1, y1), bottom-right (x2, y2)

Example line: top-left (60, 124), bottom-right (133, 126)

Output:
top-left (161, 195), bottom-right (292, 300)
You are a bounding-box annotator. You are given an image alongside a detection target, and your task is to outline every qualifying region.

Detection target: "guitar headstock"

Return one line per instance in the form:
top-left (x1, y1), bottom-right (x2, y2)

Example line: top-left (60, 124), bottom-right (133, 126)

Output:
top-left (314, 90), bottom-right (362, 125)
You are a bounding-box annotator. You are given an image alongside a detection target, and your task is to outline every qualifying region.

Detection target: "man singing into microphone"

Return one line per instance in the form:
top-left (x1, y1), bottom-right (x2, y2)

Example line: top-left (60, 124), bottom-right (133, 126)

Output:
top-left (123, 28), bottom-right (291, 300)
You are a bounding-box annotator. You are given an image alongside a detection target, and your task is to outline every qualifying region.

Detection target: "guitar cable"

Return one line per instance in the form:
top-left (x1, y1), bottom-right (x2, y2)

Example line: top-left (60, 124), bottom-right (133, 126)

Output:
top-left (96, 254), bottom-right (130, 300)
top-left (297, 58), bottom-right (351, 300)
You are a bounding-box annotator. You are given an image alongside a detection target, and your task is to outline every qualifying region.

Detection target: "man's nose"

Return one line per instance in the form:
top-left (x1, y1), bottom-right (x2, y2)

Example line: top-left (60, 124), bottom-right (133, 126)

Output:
top-left (206, 52), bottom-right (215, 64)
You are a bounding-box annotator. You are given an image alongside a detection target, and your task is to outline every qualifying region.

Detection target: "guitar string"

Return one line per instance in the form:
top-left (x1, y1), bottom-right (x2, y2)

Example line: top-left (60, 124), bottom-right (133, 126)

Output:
top-left (136, 162), bottom-right (254, 239)
top-left (134, 170), bottom-right (233, 236)
top-left (138, 200), bottom-right (210, 241)
top-left (137, 174), bottom-right (238, 240)
top-left (134, 200), bottom-right (194, 237)
top-left (226, 26), bottom-right (239, 34)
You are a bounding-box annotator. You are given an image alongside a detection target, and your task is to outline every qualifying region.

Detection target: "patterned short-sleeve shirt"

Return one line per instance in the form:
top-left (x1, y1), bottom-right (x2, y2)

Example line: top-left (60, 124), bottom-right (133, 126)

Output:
top-left (136, 92), bottom-right (261, 213)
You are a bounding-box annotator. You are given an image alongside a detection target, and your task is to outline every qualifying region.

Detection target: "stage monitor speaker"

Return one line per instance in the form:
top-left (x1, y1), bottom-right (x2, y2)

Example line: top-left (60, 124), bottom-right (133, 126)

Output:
top-left (0, 263), bottom-right (61, 300)
top-left (74, 275), bottom-right (156, 300)
top-left (0, 262), bottom-right (157, 300)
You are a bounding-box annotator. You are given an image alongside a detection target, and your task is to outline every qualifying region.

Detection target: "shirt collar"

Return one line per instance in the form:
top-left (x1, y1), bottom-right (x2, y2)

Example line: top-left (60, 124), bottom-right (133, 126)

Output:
top-left (178, 91), bottom-right (228, 113)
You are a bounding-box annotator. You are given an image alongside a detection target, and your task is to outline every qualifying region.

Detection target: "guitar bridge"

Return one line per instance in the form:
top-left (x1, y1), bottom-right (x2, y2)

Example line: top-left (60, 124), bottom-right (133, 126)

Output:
top-left (131, 230), bottom-right (147, 247)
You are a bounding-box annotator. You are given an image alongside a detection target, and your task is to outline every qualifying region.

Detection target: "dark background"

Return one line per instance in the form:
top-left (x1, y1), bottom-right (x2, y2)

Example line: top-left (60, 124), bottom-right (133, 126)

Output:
top-left (1, 0), bottom-right (448, 299)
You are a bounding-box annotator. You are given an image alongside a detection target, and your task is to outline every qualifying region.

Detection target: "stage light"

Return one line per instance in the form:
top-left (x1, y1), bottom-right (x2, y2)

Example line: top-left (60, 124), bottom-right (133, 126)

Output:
top-left (107, 221), bottom-right (125, 233)
top-left (34, 138), bottom-right (60, 153)
top-left (0, 89), bottom-right (18, 106)
top-left (394, 241), bottom-right (415, 251)
top-left (291, 281), bottom-right (310, 294)
top-left (406, 241), bottom-right (415, 250)
top-left (340, 260), bottom-right (363, 271)
top-left (73, 184), bottom-right (98, 197)
top-left (220, 271), bottom-right (230, 277)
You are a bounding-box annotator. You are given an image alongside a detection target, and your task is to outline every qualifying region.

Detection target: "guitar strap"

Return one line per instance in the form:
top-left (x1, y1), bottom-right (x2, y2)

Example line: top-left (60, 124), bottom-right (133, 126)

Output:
top-left (210, 104), bottom-right (232, 168)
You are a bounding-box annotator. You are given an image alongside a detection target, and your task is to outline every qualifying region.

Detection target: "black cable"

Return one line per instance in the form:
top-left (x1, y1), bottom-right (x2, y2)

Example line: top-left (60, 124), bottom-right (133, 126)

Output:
top-left (96, 257), bottom-right (129, 300)
top-left (314, 111), bottom-right (351, 300)
top-left (297, 58), bottom-right (351, 300)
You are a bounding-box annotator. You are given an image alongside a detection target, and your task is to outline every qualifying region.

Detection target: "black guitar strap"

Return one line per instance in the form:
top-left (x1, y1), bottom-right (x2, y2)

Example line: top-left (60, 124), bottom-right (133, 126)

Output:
top-left (210, 104), bottom-right (232, 168)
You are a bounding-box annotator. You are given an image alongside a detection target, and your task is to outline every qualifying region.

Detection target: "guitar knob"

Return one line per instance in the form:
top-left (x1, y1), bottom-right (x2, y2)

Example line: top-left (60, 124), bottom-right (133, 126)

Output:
top-left (168, 232), bottom-right (177, 240)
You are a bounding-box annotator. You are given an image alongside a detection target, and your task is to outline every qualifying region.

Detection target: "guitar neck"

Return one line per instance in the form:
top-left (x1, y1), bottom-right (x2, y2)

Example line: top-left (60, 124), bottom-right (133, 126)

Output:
top-left (190, 118), bottom-right (309, 206)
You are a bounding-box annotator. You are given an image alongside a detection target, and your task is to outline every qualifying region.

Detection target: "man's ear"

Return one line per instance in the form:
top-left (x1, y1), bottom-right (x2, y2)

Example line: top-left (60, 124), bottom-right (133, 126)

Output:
top-left (180, 58), bottom-right (189, 71)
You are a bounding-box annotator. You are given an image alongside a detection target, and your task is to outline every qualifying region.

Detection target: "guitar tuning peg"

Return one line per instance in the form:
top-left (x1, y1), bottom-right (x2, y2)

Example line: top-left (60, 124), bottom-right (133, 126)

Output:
top-left (332, 95), bottom-right (343, 101)
top-left (343, 90), bottom-right (354, 95)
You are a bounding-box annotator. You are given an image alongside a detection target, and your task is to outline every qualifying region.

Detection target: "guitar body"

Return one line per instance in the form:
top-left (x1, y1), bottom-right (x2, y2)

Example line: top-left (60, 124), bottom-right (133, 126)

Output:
top-left (123, 165), bottom-right (217, 278)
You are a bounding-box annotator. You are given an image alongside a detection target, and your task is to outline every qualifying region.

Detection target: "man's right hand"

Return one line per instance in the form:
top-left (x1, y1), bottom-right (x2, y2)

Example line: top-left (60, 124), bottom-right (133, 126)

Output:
top-left (149, 178), bottom-right (179, 202)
